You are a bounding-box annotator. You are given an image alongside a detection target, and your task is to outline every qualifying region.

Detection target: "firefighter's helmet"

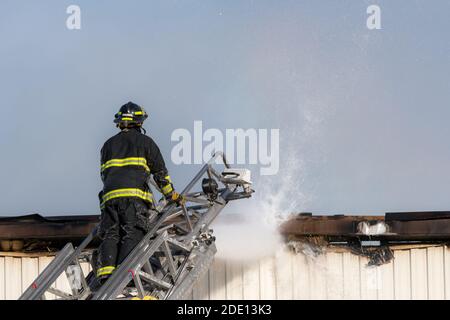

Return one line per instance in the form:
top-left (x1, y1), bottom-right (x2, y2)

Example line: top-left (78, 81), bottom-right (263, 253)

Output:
top-left (114, 101), bottom-right (148, 127)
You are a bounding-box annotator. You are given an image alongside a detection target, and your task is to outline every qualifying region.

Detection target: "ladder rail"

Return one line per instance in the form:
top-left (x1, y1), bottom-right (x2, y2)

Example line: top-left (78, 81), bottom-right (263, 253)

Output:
top-left (19, 226), bottom-right (99, 300)
top-left (19, 243), bottom-right (75, 300)
top-left (166, 243), bottom-right (217, 300)
top-left (92, 232), bottom-right (167, 300)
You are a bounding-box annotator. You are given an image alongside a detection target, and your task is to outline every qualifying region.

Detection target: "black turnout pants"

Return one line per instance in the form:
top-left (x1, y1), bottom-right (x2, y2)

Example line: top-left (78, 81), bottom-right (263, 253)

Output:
top-left (96, 197), bottom-right (154, 277)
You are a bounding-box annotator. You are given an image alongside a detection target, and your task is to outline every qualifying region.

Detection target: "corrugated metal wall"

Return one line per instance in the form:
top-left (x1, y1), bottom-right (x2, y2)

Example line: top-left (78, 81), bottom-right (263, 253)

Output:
top-left (192, 245), bottom-right (450, 300)
top-left (0, 254), bottom-right (92, 300)
top-left (1, 245), bottom-right (449, 300)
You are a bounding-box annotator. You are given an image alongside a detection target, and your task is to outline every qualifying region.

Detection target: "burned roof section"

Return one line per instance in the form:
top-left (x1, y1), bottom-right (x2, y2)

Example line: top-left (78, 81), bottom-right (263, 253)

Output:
top-left (0, 214), bottom-right (99, 239)
top-left (280, 211), bottom-right (450, 243)
top-left (281, 211), bottom-right (450, 266)
top-left (0, 214), bottom-right (99, 252)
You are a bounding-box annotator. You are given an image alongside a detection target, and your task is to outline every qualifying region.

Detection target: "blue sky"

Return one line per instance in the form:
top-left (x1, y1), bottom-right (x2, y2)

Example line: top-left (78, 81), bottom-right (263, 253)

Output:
top-left (0, 1), bottom-right (449, 216)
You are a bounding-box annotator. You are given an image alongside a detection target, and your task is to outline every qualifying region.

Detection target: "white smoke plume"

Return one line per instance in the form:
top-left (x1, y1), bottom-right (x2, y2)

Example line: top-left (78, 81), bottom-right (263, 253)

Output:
top-left (213, 99), bottom-right (334, 261)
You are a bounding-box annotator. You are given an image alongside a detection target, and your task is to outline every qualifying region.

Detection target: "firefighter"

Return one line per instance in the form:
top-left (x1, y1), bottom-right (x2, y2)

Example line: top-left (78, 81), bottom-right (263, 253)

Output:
top-left (96, 101), bottom-right (184, 282)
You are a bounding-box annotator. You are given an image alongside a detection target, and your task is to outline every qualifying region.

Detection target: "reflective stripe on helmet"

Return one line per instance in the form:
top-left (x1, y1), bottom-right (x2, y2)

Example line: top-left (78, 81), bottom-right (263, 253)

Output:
top-left (114, 102), bottom-right (148, 125)
top-left (101, 157), bottom-right (150, 172)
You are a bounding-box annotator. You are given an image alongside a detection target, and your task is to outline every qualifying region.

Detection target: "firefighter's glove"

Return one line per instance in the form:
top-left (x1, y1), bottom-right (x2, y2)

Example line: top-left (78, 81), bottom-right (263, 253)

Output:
top-left (169, 192), bottom-right (186, 207)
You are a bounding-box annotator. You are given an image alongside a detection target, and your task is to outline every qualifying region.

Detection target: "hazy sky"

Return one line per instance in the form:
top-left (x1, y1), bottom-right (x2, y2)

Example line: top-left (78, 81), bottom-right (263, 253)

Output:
top-left (1, 0), bottom-right (450, 216)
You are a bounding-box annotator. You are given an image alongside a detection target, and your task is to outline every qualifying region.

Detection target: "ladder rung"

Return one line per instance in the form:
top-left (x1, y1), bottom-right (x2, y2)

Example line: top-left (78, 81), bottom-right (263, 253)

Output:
top-left (138, 271), bottom-right (172, 290)
top-left (133, 274), bottom-right (146, 298)
top-left (47, 287), bottom-right (76, 300)
top-left (142, 261), bottom-right (154, 276)
top-left (161, 241), bottom-right (177, 279)
top-left (166, 238), bottom-right (191, 252)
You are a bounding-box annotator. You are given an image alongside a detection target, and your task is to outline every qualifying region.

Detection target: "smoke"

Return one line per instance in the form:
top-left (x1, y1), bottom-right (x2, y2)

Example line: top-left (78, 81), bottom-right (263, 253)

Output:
top-left (212, 214), bottom-right (282, 261)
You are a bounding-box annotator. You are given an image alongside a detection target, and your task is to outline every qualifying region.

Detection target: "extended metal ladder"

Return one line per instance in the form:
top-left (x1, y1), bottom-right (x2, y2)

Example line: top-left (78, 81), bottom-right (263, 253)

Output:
top-left (19, 152), bottom-right (253, 300)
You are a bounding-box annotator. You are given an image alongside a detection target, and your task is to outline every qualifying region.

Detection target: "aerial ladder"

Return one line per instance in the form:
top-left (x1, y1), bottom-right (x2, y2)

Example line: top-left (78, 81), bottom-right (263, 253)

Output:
top-left (19, 152), bottom-right (253, 300)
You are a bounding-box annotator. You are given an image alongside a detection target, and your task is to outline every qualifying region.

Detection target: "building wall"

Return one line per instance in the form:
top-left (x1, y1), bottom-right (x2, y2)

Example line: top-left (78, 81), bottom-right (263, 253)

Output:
top-left (1, 245), bottom-right (449, 300)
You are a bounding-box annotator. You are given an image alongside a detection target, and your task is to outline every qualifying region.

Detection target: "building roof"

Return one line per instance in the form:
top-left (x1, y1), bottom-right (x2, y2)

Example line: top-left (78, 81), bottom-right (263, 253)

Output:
top-left (0, 211), bottom-right (449, 253)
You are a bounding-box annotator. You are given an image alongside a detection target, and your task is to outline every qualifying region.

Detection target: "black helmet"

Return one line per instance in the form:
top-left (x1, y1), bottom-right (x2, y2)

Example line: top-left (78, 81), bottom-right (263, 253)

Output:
top-left (114, 101), bottom-right (148, 127)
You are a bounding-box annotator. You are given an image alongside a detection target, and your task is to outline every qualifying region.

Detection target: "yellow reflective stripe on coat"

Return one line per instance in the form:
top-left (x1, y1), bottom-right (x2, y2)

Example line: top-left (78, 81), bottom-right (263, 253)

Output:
top-left (101, 188), bottom-right (153, 205)
top-left (161, 184), bottom-right (173, 195)
top-left (121, 117), bottom-right (133, 121)
top-left (97, 266), bottom-right (115, 277)
top-left (101, 157), bottom-right (150, 172)
top-left (161, 175), bottom-right (173, 195)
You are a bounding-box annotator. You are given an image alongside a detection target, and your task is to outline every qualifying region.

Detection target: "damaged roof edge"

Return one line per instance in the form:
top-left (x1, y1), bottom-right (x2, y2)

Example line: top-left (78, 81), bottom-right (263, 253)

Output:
top-left (0, 214), bottom-right (99, 239)
top-left (280, 211), bottom-right (450, 241)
